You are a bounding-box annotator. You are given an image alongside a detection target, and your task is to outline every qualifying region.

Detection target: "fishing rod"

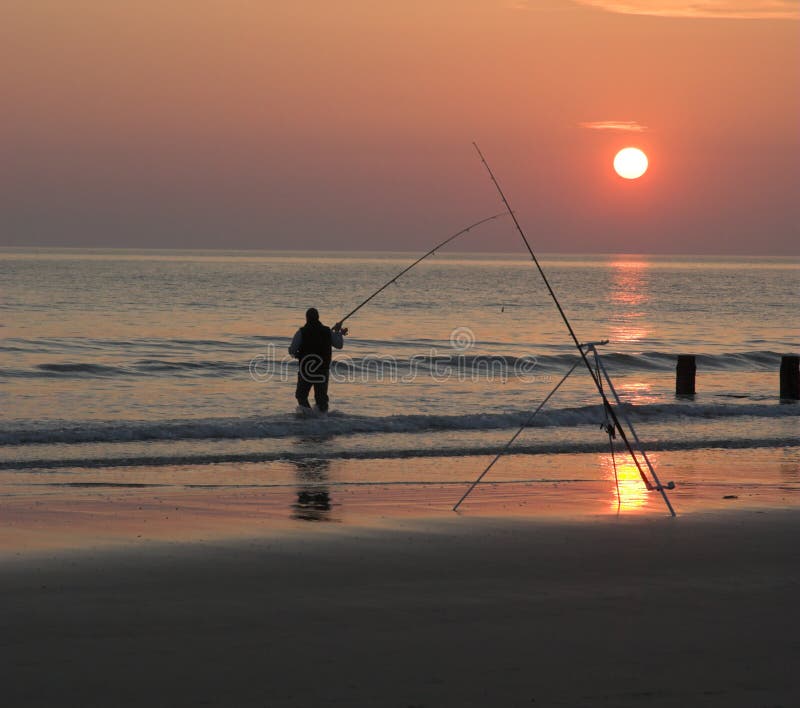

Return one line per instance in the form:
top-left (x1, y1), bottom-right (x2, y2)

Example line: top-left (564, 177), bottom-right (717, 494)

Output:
top-left (335, 212), bottom-right (507, 329)
top-left (472, 142), bottom-right (676, 516)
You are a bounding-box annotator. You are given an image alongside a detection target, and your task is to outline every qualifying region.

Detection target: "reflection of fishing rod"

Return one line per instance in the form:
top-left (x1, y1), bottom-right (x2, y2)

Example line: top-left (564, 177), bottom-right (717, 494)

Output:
top-left (472, 142), bottom-right (675, 516)
top-left (335, 212), bottom-right (507, 329)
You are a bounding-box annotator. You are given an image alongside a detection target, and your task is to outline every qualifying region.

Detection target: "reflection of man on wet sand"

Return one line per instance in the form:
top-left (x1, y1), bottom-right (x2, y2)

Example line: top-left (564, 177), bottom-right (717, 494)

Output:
top-left (291, 458), bottom-right (335, 522)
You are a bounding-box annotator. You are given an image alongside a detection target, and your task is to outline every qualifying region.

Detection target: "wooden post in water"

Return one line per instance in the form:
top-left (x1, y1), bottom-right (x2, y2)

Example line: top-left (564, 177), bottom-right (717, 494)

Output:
top-left (676, 355), bottom-right (696, 396)
top-left (780, 355), bottom-right (800, 400)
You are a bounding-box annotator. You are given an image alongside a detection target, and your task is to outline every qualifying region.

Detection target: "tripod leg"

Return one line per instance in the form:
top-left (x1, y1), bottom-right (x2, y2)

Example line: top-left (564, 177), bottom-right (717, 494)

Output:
top-left (453, 361), bottom-right (580, 511)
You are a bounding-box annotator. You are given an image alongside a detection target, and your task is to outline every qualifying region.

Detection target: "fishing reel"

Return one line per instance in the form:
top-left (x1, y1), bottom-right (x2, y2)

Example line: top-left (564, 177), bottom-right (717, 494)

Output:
top-left (600, 421), bottom-right (615, 438)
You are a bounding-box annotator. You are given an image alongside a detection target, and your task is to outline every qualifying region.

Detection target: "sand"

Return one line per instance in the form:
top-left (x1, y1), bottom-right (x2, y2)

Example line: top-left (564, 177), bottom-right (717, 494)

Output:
top-left (2, 510), bottom-right (799, 707)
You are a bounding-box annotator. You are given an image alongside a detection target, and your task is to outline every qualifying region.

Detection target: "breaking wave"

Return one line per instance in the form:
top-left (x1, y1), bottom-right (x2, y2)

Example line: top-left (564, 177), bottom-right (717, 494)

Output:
top-left (0, 349), bottom-right (793, 379)
top-left (2, 401), bottom-right (797, 446)
top-left (2, 436), bottom-right (798, 471)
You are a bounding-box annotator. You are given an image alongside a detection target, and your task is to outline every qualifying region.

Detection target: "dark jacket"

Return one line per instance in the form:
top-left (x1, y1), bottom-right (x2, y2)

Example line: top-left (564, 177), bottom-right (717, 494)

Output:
top-left (297, 320), bottom-right (333, 368)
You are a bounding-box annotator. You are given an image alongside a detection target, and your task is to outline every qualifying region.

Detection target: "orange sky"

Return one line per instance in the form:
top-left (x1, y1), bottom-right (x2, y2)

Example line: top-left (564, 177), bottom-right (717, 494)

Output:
top-left (1, 1), bottom-right (798, 253)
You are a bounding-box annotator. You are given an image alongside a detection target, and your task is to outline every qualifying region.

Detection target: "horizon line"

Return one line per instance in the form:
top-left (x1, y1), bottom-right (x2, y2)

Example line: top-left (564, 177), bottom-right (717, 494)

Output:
top-left (1, 245), bottom-right (798, 259)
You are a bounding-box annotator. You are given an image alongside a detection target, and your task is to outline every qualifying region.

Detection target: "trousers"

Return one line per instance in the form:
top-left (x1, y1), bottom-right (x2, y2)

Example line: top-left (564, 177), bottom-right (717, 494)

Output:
top-left (295, 369), bottom-right (330, 412)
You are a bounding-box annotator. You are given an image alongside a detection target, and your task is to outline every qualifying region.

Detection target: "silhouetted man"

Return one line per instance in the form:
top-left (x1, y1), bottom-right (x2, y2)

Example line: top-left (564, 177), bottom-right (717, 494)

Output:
top-left (288, 308), bottom-right (347, 413)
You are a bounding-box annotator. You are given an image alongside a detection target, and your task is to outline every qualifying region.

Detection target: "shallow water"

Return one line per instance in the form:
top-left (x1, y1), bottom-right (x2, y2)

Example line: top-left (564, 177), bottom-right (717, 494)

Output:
top-left (2, 248), bottom-right (798, 518)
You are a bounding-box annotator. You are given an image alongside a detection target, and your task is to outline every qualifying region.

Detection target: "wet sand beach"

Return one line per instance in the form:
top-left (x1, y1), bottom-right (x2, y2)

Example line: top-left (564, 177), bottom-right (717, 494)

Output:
top-left (3, 508), bottom-right (799, 707)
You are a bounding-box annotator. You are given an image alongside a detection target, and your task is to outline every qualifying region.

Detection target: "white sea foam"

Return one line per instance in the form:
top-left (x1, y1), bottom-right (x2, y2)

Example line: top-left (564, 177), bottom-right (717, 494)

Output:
top-left (2, 402), bottom-right (797, 446)
top-left (2, 435), bottom-right (798, 471)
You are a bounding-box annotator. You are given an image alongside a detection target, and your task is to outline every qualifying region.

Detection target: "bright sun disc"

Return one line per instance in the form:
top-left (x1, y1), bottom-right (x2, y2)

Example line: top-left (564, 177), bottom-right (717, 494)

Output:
top-left (613, 147), bottom-right (648, 179)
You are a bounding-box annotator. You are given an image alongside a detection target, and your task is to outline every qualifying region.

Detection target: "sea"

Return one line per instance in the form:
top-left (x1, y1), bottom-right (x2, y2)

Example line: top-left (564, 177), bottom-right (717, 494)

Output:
top-left (2, 248), bottom-right (799, 521)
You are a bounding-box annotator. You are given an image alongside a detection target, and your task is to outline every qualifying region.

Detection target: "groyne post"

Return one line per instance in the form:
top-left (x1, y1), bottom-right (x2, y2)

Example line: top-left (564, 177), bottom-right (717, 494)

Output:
top-left (675, 355), bottom-right (696, 396)
top-left (780, 355), bottom-right (799, 400)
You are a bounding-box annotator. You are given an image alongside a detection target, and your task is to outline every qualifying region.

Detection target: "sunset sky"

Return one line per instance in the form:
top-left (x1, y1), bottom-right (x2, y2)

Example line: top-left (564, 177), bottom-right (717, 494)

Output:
top-left (2, 1), bottom-right (798, 254)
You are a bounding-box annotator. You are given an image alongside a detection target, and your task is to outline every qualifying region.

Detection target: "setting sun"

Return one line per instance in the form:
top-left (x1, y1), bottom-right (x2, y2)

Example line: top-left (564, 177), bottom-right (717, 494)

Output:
top-left (613, 147), bottom-right (649, 180)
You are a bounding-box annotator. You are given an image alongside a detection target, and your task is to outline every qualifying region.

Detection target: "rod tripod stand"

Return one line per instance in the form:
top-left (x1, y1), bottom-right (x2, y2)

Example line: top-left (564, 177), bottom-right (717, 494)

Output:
top-left (452, 340), bottom-right (676, 515)
top-left (457, 143), bottom-right (677, 517)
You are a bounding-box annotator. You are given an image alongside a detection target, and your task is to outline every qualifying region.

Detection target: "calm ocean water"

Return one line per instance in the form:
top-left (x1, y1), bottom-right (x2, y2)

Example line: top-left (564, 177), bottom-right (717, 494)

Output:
top-left (2, 248), bottom-right (798, 513)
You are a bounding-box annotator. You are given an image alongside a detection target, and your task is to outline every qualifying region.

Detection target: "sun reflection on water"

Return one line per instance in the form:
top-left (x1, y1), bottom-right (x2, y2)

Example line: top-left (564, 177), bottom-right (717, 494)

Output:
top-left (615, 380), bottom-right (660, 406)
top-left (600, 451), bottom-right (654, 512)
top-left (609, 259), bottom-right (650, 344)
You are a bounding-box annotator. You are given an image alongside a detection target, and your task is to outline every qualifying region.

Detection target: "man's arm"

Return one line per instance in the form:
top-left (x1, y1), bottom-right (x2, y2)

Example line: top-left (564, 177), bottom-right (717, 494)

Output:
top-left (288, 329), bottom-right (302, 357)
top-left (331, 329), bottom-right (344, 349)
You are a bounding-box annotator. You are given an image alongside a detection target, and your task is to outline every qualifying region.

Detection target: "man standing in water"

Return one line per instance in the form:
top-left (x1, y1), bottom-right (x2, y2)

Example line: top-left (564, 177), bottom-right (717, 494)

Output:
top-left (288, 308), bottom-right (347, 414)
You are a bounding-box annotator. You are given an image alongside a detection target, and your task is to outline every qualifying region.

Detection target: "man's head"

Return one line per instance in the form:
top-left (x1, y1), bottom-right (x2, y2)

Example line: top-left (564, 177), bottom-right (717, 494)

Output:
top-left (305, 307), bottom-right (320, 323)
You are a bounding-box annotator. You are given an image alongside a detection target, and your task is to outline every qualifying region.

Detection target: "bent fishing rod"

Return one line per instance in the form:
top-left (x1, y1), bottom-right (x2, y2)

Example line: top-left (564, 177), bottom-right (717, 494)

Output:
top-left (472, 142), bottom-right (675, 516)
top-left (334, 212), bottom-right (507, 329)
